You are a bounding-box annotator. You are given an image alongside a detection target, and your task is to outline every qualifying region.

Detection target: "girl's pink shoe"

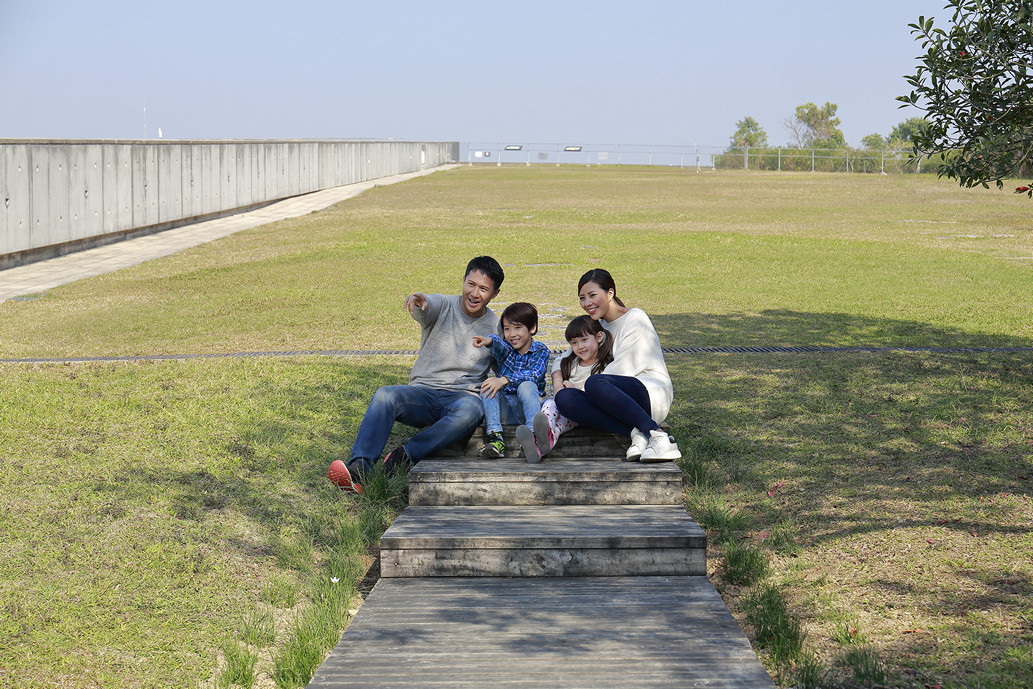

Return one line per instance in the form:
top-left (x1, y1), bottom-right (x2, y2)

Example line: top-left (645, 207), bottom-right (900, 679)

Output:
top-left (516, 425), bottom-right (542, 464)
top-left (532, 412), bottom-right (555, 456)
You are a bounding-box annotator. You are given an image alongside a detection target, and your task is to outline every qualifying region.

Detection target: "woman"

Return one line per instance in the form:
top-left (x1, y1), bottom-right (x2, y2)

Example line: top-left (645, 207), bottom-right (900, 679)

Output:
top-left (550, 268), bottom-right (680, 461)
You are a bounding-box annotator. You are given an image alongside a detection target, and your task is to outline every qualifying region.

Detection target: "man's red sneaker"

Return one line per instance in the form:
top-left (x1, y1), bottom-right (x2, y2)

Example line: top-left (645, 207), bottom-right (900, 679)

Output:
top-left (328, 460), bottom-right (364, 494)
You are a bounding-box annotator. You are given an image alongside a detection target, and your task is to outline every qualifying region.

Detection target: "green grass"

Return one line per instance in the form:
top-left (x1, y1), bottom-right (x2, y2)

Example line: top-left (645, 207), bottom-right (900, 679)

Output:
top-left (2, 167), bottom-right (1033, 687)
top-left (0, 358), bottom-right (410, 686)
top-left (272, 575), bottom-right (358, 687)
top-left (722, 539), bottom-right (771, 587)
top-left (830, 617), bottom-right (867, 646)
top-left (240, 606), bottom-right (276, 648)
top-left (218, 641), bottom-right (257, 689)
top-left (261, 573), bottom-right (299, 609)
top-left (669, 351), bottom-right (1033, 687)
top-left (767, 517), bottom-right (800, 557)
top-left (742, 583), bottom-right (805, 665)
top-left (843, 646), bottom-right (888, 687)
top-left (691, 491), bottom-right (751, 544)
top-left (2, 167), bottom-right (1032, 358)
top-left (794, 653), bottom-right (833, 689)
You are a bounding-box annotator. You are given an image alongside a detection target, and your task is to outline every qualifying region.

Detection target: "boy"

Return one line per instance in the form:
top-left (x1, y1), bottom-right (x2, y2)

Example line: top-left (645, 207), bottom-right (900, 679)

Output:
top-left (471, 302), bottom-right (550, 462)
top-left (328, 256), bottom-right (504, 494)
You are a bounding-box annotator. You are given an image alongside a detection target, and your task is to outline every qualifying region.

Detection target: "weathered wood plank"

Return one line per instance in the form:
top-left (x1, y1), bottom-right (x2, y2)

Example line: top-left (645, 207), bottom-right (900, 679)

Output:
top-left (409, 458), bottom-right (685, 506)
top-left (410, 481), bottom-right (683, 506)
top-left (380, 505), bottom-right (706, 549)
top-left (430, 425), bottom-right (639, 459)
top-left (410, 458), bottom-right (684, 480)
top-left (309, 577), bottom-right (774, 688)
top-left (381, 505), bottom-right (705, 543)
top-left (381, 546), bottom-right (706, 577)
top-left (379, 506), bottom-right (707, 577)
top-left (309, 421), bottom-right (775, 687)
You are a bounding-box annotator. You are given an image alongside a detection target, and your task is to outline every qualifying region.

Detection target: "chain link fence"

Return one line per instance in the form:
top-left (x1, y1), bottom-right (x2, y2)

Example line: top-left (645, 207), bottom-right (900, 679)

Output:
top-left (461, 142), bottom-right (932, 174)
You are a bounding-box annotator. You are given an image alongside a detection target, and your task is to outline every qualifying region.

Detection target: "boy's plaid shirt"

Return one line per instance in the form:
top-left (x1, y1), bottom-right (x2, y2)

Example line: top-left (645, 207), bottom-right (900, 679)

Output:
top-left (487, 335), bottom-right (550, 396)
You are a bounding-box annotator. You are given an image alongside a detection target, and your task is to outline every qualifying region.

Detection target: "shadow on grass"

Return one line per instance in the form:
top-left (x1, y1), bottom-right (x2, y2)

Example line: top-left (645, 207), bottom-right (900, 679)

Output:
top-left (653, 309), bottom-right (1033, 349)
top-left (77, 316), bottom-right (1027, 686)
top-left (653, 311), bottom-right (1033, 685)
top-left (93, 361), bottom-right (416, 562)
top-left (652, 312), bottom-right (1033, 509)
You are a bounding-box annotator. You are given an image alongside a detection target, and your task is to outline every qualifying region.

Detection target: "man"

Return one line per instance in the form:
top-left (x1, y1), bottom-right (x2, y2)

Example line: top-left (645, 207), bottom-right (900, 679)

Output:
top-left (328, 256), bottom-right (504, 493)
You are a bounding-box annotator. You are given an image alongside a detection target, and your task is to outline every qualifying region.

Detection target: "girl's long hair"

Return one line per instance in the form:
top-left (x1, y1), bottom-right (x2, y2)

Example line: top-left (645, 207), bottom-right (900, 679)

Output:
top-left (561, 315), bottom-right (614, 380)
top-left (578, 268), bottom-right (625, 307)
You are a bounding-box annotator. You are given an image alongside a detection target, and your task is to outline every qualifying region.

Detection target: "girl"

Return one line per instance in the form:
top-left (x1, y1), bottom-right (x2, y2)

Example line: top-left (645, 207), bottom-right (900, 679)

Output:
top-left (551, 268), bottom-right (680, 462)
top-left (521, 316), bottom-right (614, 461)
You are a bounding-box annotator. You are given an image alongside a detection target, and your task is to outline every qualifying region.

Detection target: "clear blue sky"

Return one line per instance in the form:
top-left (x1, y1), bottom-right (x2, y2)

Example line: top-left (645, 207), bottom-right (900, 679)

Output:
top-left (0, 0), bottom-right (946, 147)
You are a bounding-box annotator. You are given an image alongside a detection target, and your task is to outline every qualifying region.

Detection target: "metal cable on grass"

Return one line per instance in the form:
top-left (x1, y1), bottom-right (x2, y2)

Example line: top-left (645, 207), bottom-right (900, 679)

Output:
top-left (2, 346), bottom-right (1031, 365)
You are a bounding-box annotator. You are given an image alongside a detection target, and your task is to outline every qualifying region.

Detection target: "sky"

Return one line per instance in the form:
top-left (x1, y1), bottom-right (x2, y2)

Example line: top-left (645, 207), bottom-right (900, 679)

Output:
top-left (0, 0), bottom-right (949, 148)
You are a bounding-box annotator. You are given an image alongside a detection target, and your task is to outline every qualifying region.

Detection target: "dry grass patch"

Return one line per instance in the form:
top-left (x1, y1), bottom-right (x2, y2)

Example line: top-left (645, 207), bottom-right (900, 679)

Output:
top-left (674, 351), bottom-right (1033, 687)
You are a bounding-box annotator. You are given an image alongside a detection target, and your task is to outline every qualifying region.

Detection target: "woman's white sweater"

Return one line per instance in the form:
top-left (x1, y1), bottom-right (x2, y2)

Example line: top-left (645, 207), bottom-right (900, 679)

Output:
top-left (552, 307), bottom-right (673, 423)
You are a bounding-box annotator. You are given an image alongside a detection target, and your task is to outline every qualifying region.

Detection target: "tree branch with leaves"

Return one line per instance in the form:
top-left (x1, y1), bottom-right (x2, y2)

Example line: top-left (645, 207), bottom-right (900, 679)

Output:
top-left (898, 0), bottom-right (1033, 196)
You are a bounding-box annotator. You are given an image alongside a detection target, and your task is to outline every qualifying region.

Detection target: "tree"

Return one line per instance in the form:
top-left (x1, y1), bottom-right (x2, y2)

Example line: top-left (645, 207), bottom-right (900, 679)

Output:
top-left (784, 102), bottom-right (846, 148)
top-left (729, 116), bottom-right (768, 149)
top-left (898, 0), bottom-right (1033, 195)
top-left (888, 116), bottom-right (930, 146)
top-left (862, 133), bottom-right (887, 150)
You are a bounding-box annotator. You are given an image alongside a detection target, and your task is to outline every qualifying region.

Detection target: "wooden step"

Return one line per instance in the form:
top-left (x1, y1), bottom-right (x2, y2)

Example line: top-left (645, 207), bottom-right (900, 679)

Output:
top-left (308, 576), bottom-right (774, 688)
top-left (409, 457), bottom-right (684, 506)
top-left (432, 425), bottom-right (634, 459)
top-left (380, 505), bottom-right (706, 577)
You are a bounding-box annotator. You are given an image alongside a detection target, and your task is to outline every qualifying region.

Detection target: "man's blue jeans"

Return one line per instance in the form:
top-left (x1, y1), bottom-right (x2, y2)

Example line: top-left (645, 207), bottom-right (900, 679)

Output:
top-left (481, 380), bottom-right (543, 434)
top-left (348, 385), bottom-right (483, 476)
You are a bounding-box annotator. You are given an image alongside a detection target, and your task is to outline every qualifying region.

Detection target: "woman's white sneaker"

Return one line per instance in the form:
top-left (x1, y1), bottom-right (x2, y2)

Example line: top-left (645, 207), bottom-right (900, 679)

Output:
top-left (640, 429), bottom-right (681, 462)
top-left (626, 428), bottom-right (649, 461)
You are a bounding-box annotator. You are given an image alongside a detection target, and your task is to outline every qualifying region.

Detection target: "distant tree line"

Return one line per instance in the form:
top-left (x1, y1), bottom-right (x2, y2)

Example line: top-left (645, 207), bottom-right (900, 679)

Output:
top-left (721, 1), bottom-right (1033, 191)
top-left (717, 105), bottom-right (934, 173)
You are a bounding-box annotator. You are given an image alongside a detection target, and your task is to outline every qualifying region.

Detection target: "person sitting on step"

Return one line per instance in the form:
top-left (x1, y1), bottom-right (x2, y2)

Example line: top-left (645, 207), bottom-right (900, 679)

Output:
top-left (327, 256), bottom-right (504, 494)
top-left (528, 315), bottom-right (614, 462)
top-left (472, 301), bottom-right (550, 462)
top-left (550, 268), bottom-right (680, 462)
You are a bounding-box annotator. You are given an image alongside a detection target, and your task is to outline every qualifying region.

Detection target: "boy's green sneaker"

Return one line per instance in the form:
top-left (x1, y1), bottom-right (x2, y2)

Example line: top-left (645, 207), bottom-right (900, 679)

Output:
top-left (479, 431), bottom-right (505, 458)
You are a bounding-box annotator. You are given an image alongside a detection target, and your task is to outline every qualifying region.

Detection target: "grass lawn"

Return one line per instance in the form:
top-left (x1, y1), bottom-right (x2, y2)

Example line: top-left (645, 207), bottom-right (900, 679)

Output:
top-left (1, 166), bottom-right (1031, 687)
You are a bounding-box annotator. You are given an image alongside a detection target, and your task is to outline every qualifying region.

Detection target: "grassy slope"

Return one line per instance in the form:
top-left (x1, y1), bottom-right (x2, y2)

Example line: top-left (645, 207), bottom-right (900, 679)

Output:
top-left (1, 167), bottom-right (1031, 357)
top-left (0, 359), bottom-right (413, 686)
top-left (1, 167), bottom-right (1031, 687)
top-left (666, 353), bottom-right (1032, 687)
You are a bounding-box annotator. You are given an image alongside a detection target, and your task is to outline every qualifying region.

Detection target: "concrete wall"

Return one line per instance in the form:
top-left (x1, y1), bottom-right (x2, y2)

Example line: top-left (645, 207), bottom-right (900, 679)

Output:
top-left (0, 139), bottom-right (459, 268)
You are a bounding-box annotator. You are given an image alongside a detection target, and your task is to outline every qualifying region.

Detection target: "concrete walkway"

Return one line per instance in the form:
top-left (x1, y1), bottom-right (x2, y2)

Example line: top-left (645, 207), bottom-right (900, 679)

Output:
top-left (0, 165), bottom-right (460, 301)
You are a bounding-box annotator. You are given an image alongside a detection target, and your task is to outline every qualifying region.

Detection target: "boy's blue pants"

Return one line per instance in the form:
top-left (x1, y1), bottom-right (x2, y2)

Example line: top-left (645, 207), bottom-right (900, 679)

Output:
top-left (481, 380), bottom-right (542, 434)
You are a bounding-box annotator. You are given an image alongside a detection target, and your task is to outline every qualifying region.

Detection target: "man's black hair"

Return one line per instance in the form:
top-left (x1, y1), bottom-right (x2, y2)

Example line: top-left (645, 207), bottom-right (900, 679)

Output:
top-left (465, 256), bottom-right (505, 291)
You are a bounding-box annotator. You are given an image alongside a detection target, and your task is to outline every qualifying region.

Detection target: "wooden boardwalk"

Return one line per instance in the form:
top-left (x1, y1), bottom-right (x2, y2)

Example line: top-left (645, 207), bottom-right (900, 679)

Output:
top-left (310, 427), bottom-right (774, 688)
top-left (310, 578), bottom-right (772, 688)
